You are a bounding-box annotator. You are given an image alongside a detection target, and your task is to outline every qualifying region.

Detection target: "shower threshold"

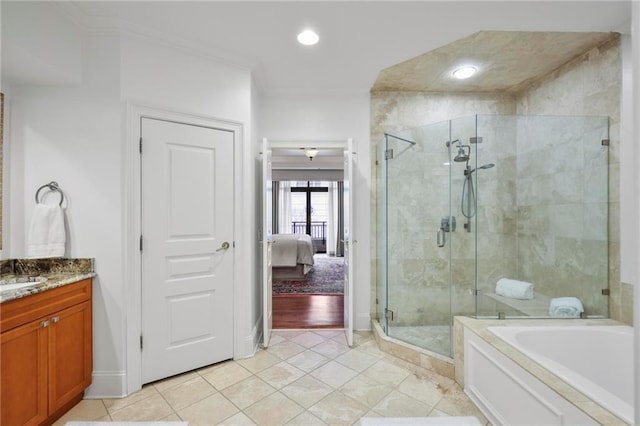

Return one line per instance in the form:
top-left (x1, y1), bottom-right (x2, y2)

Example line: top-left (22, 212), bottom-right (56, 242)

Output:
top-left (371, 320), bottom-right (454, 379)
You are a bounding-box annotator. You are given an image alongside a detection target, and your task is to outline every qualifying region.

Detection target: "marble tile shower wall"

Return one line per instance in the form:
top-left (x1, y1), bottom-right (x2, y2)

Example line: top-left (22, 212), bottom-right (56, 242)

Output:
top-left (371, 36), bottom-right (627, 326)
top-left (516, 36), bottom-right (624, 322)
top-left (472, 115), bottom-right (610, 316)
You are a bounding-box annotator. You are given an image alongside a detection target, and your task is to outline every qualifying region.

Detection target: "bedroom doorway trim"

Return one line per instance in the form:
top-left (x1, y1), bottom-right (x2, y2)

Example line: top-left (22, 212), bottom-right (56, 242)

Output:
top-left (262, 138), bottom-right (355, 346)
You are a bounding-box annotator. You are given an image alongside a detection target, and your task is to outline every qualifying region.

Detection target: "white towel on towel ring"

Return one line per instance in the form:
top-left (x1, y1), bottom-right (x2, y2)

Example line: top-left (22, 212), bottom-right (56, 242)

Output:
top-left (28, 203), bottom-right (66, 258)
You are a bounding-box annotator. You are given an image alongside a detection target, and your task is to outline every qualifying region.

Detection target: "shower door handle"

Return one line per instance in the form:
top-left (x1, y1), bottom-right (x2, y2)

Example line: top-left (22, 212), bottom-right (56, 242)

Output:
top-left (437, 228), bottom-right (445, 248)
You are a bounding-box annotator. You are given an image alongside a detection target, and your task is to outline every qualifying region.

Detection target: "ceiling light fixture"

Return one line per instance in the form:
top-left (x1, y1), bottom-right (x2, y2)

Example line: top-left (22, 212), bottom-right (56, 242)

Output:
top-left (453, 66), bottom-right (477, 80)
top-left (304, 148), bottom-right (319, 160)
top-left (297, 30), bottom-right (319, 46)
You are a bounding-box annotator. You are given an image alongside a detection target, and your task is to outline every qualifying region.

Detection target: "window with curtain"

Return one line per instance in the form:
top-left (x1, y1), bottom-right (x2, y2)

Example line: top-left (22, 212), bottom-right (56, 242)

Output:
top-left (273, 180), bottom-right (344, 256)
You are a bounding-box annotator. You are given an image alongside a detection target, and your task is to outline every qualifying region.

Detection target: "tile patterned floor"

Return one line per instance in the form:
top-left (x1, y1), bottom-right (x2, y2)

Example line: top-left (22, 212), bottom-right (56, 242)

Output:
top-left (55, 330), bottom-right (490, 426)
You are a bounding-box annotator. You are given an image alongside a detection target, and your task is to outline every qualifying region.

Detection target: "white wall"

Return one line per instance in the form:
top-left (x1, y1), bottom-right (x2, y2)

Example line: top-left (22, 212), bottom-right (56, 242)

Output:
top-left (260, 93), bottom-right (372, 330)
top-left (6, 32), bottom-right (126, 396)
top-left (3, 3), bottom-right (258, 397)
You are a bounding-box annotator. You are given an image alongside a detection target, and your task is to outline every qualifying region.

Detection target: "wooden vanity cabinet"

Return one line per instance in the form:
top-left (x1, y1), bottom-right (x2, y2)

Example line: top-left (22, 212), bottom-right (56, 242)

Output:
top-left (0, 278), bottom-right (92, 426)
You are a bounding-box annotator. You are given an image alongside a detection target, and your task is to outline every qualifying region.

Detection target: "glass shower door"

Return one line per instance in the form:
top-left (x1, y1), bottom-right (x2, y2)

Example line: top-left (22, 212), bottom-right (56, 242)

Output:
top-left (384, 121), bottom-right (453, 357)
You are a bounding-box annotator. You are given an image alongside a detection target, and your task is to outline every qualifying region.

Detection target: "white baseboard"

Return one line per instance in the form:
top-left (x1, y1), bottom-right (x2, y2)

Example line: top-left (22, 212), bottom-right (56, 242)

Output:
top-left (84, 370), bottom-right (127, 398)
top-left (356, 312), bottom-right (372, 330)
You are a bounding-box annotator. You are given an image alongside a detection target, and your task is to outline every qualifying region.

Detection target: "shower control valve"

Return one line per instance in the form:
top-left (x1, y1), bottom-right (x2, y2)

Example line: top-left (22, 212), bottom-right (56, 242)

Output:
top-left (440, 216), bottom-right (456, 233)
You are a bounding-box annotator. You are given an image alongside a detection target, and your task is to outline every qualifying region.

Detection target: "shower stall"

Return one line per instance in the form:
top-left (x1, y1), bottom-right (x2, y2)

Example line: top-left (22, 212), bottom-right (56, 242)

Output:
top-left (376, 114), bottom-right (610, 358)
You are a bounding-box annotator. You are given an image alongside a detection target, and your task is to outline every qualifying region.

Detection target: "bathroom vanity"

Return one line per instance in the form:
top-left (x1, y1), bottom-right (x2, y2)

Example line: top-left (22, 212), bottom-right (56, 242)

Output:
top-left (0, 259), bottom-right (95, 426)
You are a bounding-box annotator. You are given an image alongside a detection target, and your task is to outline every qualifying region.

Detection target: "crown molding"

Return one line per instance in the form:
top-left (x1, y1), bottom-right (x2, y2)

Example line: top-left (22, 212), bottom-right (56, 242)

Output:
top-left (51, 2), bottom-right (259, 74)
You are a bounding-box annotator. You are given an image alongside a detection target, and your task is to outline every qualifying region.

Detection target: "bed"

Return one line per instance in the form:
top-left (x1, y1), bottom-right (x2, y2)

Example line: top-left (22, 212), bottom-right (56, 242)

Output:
top-left (271, 234), bottom-right (315, 280)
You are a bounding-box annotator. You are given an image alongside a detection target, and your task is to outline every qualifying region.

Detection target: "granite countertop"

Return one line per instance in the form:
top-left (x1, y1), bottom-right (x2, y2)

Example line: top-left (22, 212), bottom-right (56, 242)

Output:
top-left (0, 258), bottom-right (95, 304)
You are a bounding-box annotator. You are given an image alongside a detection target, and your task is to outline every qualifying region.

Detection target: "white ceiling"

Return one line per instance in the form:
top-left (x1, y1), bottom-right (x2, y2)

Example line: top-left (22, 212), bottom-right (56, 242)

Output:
top-left (56, 1), bottom-right (632, 94)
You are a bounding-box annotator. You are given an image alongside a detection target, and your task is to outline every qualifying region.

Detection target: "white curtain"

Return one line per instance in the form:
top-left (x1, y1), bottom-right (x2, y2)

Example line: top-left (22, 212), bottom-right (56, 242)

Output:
top-left (327, 182), bottom-right (338, 256)
top-left (277, 181), bottom-right (292, 234)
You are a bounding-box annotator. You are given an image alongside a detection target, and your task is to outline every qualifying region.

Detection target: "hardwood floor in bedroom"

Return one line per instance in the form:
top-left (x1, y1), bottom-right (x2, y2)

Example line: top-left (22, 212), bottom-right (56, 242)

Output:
top-left (273, 294), bottom-right (344, 328)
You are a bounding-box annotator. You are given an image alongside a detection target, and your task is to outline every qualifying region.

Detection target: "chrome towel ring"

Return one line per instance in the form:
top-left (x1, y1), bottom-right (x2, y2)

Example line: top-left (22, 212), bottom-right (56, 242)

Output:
top-left (35, 181), bottom-right (64, 206)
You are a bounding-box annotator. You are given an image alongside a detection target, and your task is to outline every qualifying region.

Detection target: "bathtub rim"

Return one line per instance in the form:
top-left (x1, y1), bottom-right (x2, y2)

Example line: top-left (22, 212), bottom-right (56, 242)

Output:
top-left (454, 316), bottom-right (630, 425)
top-left (488, 325), bottom-right (633, 424)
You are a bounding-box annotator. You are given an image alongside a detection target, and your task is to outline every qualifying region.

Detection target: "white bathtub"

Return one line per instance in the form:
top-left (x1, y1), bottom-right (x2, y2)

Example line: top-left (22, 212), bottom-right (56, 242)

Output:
top-left (488, 325), bottom-right (633, 424)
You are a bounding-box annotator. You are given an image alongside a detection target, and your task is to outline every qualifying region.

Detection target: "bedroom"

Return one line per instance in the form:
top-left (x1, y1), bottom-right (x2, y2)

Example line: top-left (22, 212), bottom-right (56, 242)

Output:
top-left (266, 144), bottom-right (349, 330)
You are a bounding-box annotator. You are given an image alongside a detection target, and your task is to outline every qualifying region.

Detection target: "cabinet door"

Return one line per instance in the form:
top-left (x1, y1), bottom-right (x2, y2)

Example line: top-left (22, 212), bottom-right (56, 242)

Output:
top-left (0, 319), bottom-right (49, 426)
top-left (48, 301), bottom-right (92, 413)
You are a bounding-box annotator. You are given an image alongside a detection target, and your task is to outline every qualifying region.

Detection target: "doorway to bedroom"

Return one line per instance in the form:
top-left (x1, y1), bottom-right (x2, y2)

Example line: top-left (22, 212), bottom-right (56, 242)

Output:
top-left (271, 180), bottom-right (345, 329)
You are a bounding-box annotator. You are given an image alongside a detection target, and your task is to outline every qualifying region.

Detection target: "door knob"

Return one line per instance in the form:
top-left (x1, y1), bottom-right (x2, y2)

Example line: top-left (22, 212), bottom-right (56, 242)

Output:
top-left (216, 241), bottom-right (230, 252)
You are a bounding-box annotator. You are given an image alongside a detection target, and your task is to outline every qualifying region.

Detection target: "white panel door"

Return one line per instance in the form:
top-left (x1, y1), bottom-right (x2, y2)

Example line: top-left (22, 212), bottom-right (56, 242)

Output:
top-left (262, 138), bottom-right (273, 347)
top-left (344, 138), bottom-right (355, 346)
top-left (141, 118), bottom-right (234, 384)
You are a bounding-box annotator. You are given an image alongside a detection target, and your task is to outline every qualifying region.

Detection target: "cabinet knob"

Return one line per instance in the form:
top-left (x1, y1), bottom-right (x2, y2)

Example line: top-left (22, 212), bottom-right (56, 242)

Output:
top-left (51, 316), bottom-right (60, 323)
top-left (40, 320), bottom-right (50, 328)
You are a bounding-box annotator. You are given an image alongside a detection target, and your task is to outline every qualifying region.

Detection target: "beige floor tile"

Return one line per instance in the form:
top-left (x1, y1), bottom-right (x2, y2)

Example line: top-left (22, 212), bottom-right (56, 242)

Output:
top-left (161, 412), bottom-right (183, 421)
top-left (153, 370), bottom-right (200, 393)
top-left (273, 330), bottom-right (306, 339)
top-left (266, 340), bottom-right (306, 360)
top-left (334, 349), bottom-right (380, 372)
top-left (57, 328), bottom-right (494, 426)
top-left (281, 375), bottom-right (334, 408)
top-left (371, 389), bottom-right (434, 417)
top-left (109, 393), bottom-right (173, 421)
top-left (201, 360), bottom-right (253, 390)
top-left (331, 333), bottom-right (349, 346)
top-left (354, 340), bottom-right (386, 358)
top-left (308, 391), bottom-right (368, 425)
top-left (286, 349), bottom-right (330, 372)
top-left (310, 360), bottom-right (359, 389)
top-left (160, 375), bottom-right (217, 410)
top-left (429, 408), bottom-right (452, 417)
top-left (311, 339), bottom-right (351, 359)
top-left (312, 329), bottom-right (343, 338)
top-left (243, 391), bottom-right (305, 426)
top-left (221, 376), bottom-right (276, 409)
top-left (51, 399), bottom-right (108, 425)
top-left (218, 412), bottom-right (258, 425)
top-left (103, 385), bottom-right (158, 413)
top-left (434, 384), bottom-right (488, 424)
top-left (177, 393), bottom-right (239, 426)
top-left (396, 372), bottom-right (448, 407)
top-left (236, 350), bottom-right (282, 374)
top-left (363, 359), bottom-right (411, 387)
top-left (339, 375), bottom-right (393, 408)
top-left (353, 331), bottom-right (374, 346)
top-left (289, 331), bottom-right (328, 348)
top-left (285, 410), bottom-right (328, 425)
top-left (256, 361), bottom-right (305, 389)
top-left (267, 333), bottom-right (286, 346)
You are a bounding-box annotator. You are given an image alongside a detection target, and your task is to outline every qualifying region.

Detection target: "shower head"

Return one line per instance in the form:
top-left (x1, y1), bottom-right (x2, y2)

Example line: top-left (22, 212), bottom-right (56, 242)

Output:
top-left (454, 146), bottom-right (469, 162)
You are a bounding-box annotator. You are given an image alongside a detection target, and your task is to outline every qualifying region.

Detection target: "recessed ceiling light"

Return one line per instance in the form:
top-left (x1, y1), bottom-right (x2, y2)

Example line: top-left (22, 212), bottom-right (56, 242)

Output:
top-left (453, 66), bottom-right (477, 80)
top-left (297, 30), bottom-right (319, 46)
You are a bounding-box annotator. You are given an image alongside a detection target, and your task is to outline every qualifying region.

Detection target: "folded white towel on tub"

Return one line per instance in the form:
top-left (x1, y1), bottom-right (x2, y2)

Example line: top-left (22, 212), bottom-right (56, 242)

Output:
top-left (495, 278), bottom-right (534, 300)
top-left (549, 297), bottom-right (584, 317)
